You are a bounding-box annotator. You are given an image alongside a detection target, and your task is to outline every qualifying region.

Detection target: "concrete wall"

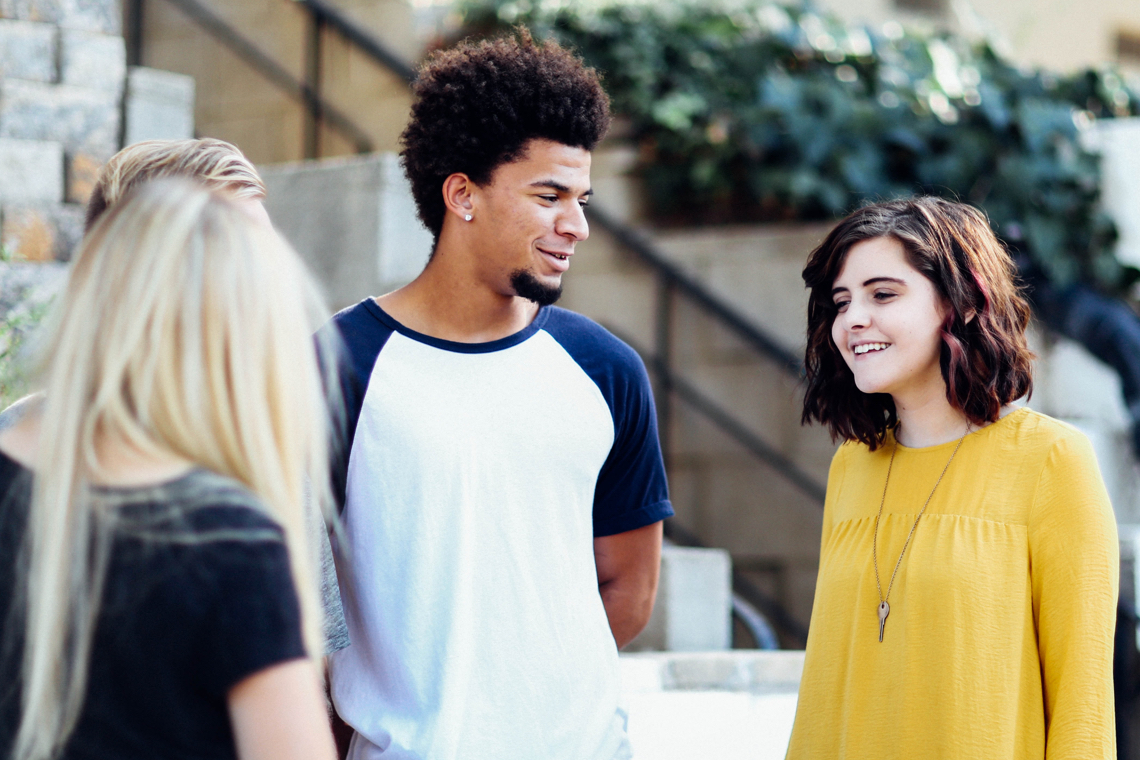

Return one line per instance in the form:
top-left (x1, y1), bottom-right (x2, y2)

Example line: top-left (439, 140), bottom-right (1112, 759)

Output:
top-left (260, 152), bottom-right (433, 310)
top-left (135, 0), bottom-right (413, 165)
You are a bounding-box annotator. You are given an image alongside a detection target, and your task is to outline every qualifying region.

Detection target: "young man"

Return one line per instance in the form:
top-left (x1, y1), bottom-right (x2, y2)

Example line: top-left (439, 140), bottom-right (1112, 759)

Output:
top-left (324, 33), bottom-right (672, 760)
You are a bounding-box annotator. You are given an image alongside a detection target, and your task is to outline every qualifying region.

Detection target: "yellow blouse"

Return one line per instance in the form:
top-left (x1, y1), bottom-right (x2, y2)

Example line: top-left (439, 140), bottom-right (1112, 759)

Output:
top-left (786, 408), bottom-right (1118, 760)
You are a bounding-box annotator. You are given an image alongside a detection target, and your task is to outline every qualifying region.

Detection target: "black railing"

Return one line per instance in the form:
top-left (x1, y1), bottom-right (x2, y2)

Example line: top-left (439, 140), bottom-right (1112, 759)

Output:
top-left (293, 0), bottom-right (417, 157)
top-left (295, 0), bottom-right (417, 83)
top-left (587, 205), bottom-right (804, 378)
top-left (609, 326), bottom-right (825, 504)
top-left (127, 0), bottom-right (377, 155)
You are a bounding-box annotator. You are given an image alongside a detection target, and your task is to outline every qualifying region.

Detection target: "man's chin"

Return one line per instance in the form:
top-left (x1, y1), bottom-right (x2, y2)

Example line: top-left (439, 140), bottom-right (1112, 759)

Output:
top-left (510, 269), bottom-right (562, 307)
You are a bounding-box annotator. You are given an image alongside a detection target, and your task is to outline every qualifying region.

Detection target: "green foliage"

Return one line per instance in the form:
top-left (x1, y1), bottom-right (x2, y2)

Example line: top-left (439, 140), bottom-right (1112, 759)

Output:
top-left (457, 0), bottom-right (1140, 290)
top-left (0, 248), bottom-right (51, 410)
top-left (0, 299), bottom-right (46, 411)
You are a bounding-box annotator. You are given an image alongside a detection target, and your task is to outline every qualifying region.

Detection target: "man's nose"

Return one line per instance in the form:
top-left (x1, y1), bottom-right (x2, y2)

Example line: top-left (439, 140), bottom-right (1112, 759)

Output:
top-left (558, 203), bottom-right (589, 242)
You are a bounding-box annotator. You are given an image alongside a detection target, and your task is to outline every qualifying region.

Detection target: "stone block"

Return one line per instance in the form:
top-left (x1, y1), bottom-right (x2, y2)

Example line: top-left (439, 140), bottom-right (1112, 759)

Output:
top-left (2, 202), bottom-right (84, 261)
top-left (0, 0), bottom-right (120, 35)
top-left (65, 151), bottom-right (100, 204)
top-left (0, 138), bottom-right (63, 203)
top-left (0, 19), bottom-right (56, 83)
top-left (60, 29), bottom-right (126, 93)
top-left (624, 546), bottom-right (733, 652)
top-left (123, 66), bottom-right (195, 145)
top-left (0, 79), bottom-right (120, 159)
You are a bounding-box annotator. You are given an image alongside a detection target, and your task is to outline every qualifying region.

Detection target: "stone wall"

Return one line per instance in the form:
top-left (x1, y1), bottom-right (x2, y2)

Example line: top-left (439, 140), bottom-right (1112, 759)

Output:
top-left (0, 0), bottom-right (193, 263)
top-left (0, 1), bottom-right (123, 260)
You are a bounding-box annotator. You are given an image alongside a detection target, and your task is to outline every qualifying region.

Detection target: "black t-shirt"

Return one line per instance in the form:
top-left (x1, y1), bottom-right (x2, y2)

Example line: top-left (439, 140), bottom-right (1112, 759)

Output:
top-left (0, 452), bottom-right (307, 759)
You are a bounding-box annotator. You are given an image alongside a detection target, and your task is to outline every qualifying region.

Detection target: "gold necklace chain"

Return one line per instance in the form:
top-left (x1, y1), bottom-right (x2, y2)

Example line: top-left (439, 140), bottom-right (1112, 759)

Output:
top-left (871, 423), bottom-right (970, 642)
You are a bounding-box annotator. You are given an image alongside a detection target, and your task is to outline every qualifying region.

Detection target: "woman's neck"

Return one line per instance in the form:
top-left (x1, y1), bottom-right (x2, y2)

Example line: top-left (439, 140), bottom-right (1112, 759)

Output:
top-left (893, 391), bottom-right (972, 448)
top-left (93, 433), bottom-right (195, 487)
top-left (0, 409), bottom-right (193, 487)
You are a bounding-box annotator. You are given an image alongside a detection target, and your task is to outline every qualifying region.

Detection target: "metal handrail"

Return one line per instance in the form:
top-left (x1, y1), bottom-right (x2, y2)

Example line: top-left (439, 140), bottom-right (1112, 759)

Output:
top-left (610, 327), bottom-right (825, 503)
top-left (293, 0), bottom-right (417, 83)
top-left (586, 205), bottom-right (804, 378)
top-left (141, 0), bottom-right (376, 153)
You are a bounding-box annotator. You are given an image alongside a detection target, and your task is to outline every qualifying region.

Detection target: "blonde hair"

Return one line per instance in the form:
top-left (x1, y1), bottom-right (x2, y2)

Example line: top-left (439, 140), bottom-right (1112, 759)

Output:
top-left (85, 139), bottom-right (267, 231)
top-left (15, 180), bottom-right (334, 760)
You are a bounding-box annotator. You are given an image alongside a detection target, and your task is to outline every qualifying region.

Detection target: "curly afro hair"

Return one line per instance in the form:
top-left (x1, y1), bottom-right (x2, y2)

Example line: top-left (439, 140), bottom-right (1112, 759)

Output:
top-left (400, 29), bottom-right (611, 241)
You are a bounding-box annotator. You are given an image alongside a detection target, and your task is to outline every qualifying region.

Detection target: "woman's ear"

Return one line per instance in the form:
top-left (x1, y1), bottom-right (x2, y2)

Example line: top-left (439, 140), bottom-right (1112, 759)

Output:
top-left (964, 308), bottom-right (977, 325)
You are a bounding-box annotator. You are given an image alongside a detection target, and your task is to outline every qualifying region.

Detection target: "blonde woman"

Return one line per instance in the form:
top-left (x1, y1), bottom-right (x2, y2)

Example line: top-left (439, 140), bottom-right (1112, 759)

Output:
top-left (0, 180), bottom-right (338, 760)
top-left (0, 137), bottom-right (349, 656)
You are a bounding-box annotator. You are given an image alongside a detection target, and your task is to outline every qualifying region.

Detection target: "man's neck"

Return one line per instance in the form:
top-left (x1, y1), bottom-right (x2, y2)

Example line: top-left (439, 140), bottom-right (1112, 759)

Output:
top-left (377, 255), bottom-right (541, 344)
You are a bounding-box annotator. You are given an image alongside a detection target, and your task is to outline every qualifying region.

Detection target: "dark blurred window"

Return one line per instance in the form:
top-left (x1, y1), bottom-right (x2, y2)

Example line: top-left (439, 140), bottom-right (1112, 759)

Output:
top-left (894, 0), bottom-right (948, 15)
top-left (1119, 29), bottom-right (1140, 63)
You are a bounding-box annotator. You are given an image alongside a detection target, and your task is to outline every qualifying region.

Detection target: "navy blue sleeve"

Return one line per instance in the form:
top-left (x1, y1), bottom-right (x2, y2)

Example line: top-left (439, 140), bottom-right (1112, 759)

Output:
top-left (316, 299), bottom-right (394, 513)
top-left (542, 308), bottom-right (673, 536)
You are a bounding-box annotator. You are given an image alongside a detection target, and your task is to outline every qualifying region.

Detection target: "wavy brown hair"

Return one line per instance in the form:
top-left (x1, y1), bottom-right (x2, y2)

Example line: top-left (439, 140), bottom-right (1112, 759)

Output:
top-left (801, 197), bottom-right (1034, 450)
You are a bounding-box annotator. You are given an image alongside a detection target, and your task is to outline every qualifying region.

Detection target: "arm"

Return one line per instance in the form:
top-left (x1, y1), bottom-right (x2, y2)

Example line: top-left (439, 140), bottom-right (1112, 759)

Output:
top-left (1030, 435), bottom-right (1118, 760)
top-left (594, 520), bottom-right (663, 649)
top-left (229, 658), bottom-right (338, 760)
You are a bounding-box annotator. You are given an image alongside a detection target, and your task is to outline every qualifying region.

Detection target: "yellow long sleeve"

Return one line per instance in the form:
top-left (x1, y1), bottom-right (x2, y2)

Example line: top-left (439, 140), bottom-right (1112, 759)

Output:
top-left (786, 408), bottom-right (1118, 760)
top-left (1028, 434), bottom-right (1118, 759)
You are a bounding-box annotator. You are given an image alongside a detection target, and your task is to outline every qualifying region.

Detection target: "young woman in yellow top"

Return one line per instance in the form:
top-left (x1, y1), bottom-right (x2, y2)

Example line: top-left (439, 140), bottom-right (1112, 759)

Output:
top-left (786, 197), bottom-right (1118, 759)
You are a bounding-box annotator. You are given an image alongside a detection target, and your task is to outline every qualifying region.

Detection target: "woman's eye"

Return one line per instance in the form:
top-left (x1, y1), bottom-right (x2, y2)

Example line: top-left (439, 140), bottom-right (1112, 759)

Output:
top-left (833, 300), bottom-right (850, 312)
top-left (873, 291), bottom-right (897, 302)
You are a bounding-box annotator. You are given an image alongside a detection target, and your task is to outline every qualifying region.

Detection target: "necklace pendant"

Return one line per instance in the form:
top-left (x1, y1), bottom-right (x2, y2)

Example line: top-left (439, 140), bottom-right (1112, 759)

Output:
top-left (877, 601), bottom-right (890, 642)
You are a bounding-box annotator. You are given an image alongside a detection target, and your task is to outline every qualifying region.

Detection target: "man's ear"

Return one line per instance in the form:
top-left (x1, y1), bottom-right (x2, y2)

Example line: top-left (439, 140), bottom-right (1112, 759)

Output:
top-left (441, 173), bottom-right (476, 222)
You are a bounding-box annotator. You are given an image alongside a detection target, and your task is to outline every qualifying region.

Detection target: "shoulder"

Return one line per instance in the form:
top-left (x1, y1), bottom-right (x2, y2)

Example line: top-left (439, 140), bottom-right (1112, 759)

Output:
top-left (321, 299), bottom-right (394, 354)
top-left (540, 307), bottom-right (646, 379)
top-left (1001, 410), bottom-right (1110, 520)
top-left (0, 392), bottom-right (43, 432)
top-left (112, 469), bottom-right (285, 545)
top-left (831, 439), bottom-right (875, 470)
top-left (996, 407), bottom-right (1097, 466)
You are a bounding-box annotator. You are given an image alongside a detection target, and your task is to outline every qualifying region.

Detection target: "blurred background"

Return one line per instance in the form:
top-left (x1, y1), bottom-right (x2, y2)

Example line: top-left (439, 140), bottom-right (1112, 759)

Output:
top-left (4, 0), bottom-right (1140, 756)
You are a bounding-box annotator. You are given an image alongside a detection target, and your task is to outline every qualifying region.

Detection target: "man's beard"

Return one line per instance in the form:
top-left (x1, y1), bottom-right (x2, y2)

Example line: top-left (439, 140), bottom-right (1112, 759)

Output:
top-left (510, 269), bottom-right (562, 307)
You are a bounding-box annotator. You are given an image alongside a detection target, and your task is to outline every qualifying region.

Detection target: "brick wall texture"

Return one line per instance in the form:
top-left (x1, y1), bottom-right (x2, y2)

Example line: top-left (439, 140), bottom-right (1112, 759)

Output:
top-left (0, 0), bottom-right (121, 261)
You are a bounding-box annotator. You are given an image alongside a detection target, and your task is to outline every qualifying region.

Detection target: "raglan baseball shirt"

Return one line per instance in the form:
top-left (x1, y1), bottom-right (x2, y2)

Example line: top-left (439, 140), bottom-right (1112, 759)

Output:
top-left (324, 299), bottom-right (672, 760)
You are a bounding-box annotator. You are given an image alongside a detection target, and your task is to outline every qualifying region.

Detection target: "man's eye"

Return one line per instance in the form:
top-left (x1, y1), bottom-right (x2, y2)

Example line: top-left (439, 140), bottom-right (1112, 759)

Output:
top-left (539, 195), bottom-right (558, 203)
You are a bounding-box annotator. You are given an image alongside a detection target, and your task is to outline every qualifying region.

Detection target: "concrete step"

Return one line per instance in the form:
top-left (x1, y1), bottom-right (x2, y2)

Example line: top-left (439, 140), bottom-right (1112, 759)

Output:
top-left (621, 650), bottom-right (803, 759)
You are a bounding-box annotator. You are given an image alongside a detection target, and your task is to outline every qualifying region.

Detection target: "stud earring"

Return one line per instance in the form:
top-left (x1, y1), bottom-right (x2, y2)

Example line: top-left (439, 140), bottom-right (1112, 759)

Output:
top-left (464, 214), bottom-right (473, 222)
